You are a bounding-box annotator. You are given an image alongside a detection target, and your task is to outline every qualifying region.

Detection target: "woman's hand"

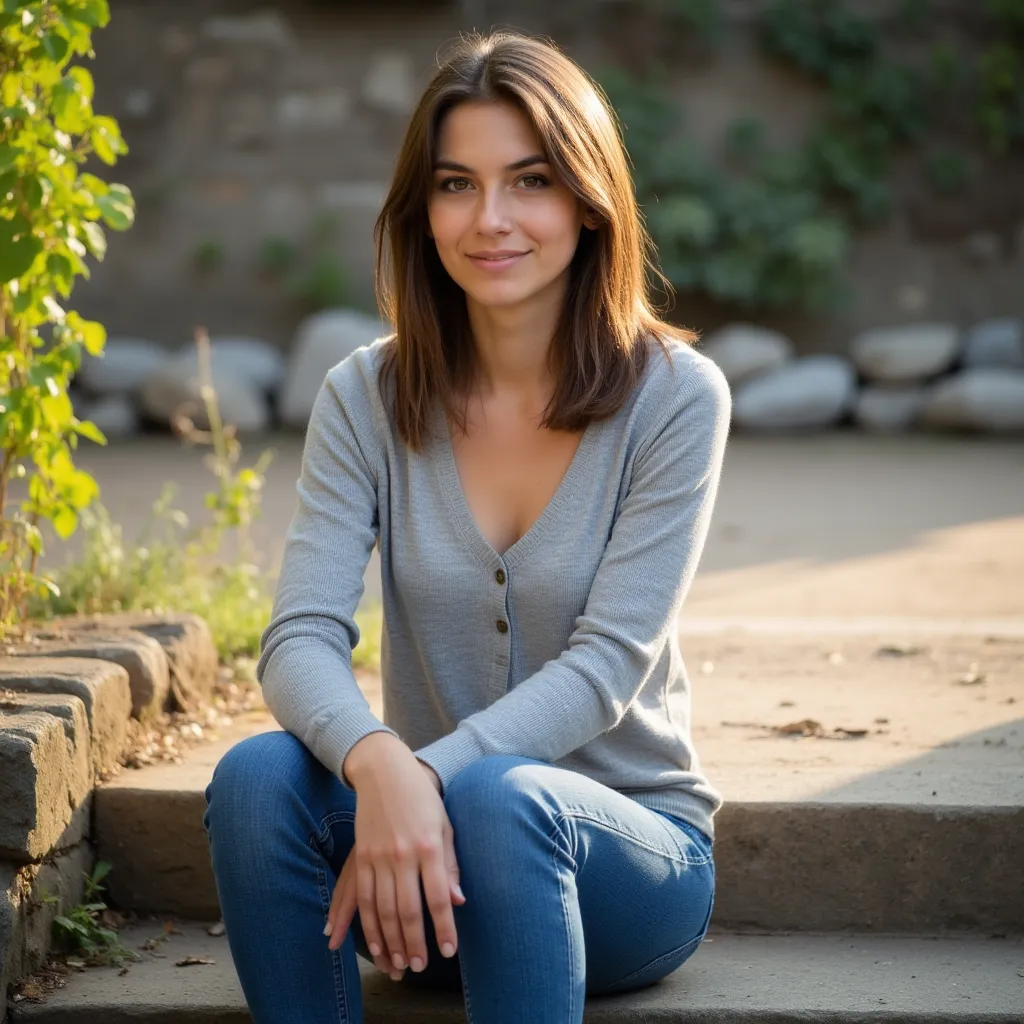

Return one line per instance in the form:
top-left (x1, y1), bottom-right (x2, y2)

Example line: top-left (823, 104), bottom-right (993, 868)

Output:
top-left (325, 735), bottom-right (465, 981)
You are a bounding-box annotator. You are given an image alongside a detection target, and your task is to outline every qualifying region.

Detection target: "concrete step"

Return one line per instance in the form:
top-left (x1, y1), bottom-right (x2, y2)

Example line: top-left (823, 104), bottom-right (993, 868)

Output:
top-left (92, 630), bottom-right (1024, 933)
top-left (9, 920), bottom-right (1023, 1022)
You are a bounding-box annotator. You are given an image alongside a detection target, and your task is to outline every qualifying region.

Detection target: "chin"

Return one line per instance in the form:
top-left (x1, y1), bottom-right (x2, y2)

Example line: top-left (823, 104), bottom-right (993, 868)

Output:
top-left (462, 277), bottom-right (559, 310)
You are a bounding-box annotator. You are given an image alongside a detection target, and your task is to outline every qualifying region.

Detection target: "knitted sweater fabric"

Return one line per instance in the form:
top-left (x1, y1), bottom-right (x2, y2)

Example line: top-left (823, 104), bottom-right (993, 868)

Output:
top-left (256, 333), bottom-right (732, 839)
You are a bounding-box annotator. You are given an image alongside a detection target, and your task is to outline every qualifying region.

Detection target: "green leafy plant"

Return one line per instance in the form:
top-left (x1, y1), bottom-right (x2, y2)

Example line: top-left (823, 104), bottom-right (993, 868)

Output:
top-left (0, 0), bottom-right (133, 641)
top-left (27, 328), bottom-right (280, 661)
top-left (601, 68), bottom-right (851, 312)
top-left (41, 860), bottom-right (141, 967)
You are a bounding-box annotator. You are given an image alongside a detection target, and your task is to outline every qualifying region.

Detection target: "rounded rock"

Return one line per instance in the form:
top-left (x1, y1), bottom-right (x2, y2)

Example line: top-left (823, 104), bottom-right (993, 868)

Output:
top-left (919, 369), bottom-right (1024, 432)
top-left (699, 323), bottom-right (794, 387)
top-left (850, 323), bottom-right (960, 384)
top-left (733, 355), bottom-right (857, 431)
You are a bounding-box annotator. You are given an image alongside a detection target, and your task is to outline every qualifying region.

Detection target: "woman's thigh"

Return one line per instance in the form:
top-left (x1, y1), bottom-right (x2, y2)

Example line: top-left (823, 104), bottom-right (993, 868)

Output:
top-left (438, 754), bottom-right (715, 995)
top-left (523, 764), bottom-right (714, 993)
top-left (575, 804), bottom-right (714, 994)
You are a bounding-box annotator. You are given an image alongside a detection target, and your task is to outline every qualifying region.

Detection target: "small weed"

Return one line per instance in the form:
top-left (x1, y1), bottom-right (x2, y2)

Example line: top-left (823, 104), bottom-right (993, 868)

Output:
top-left (41, 861), bottom-right (141, 968)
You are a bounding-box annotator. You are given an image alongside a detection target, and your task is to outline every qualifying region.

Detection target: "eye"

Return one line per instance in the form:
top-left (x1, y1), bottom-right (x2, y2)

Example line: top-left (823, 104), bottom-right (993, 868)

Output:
top-left (517, 174), bottom-right (548, 189)
top-left (439, 177), bottom-right (472, 193)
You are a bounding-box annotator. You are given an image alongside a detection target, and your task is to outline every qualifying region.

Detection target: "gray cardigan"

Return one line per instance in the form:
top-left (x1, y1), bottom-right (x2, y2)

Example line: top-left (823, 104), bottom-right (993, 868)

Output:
top-left (256, 333), bottom-right (732, 839)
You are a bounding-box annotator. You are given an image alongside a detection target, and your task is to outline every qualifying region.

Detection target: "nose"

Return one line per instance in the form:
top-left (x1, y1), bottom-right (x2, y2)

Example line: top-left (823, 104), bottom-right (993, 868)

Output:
top-left (474, 184), bottom-right (513, 235)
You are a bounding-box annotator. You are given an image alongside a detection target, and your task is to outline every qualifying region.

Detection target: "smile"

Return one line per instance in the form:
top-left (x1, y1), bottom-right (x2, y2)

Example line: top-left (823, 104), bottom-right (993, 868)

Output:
top-left (467, 252), bottom-right (529, 271)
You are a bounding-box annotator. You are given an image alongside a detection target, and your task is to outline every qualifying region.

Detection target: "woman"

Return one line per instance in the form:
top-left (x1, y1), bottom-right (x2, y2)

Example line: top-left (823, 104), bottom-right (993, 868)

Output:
top-left (203, 29), bottom-right (731, 1023)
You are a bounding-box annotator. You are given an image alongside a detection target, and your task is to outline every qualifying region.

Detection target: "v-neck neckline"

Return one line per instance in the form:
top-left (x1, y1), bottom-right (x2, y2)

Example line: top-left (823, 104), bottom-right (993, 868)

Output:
top-left (433, 400), bottom-right (602, 570)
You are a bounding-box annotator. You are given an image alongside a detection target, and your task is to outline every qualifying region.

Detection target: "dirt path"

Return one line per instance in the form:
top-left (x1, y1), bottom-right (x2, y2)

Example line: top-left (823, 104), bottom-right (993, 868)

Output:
top-left (25, 430), bottom-right (1023, 619)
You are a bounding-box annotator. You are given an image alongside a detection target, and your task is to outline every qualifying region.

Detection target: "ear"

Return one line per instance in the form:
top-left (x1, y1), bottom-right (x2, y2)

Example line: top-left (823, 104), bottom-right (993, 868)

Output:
top-left (582, 206), bottom-right (601, 231)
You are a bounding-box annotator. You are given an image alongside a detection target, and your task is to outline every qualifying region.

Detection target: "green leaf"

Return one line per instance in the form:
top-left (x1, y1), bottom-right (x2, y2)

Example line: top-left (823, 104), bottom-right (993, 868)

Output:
top-left (72, 418), bottom-right (106, 444)
top-left (60, 0), bottom-right (109, 28)
top-left (0, 144), bottom-right (20, 172)
top-left (95, 183), bottom-right (133, 230)
top-left (41, 31), bottom-right (70, 63)
top-left (69, 313), bottom-right (105, 355)
top-left (22, 174), bottom-right (43, 211)
top-left (52, 74), bottom-right (89, 133)
top-left (89, 116), bottom-right (125, 165)
top-left (0, 212), bottom-right (43, 282)
top-left (80, 219), bottom-right (106, 258)
top-left (53, 505), bottom-right (78, 539)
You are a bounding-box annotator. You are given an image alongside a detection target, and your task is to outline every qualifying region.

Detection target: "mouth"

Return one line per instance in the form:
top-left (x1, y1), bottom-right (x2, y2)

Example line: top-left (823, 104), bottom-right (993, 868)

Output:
top-left (466, 250), bottom-right (529, 271)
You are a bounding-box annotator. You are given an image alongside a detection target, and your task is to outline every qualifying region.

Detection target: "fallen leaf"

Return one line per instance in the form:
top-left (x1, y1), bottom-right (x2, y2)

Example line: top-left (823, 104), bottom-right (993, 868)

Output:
top-left (875, 644), bottom-right (926, 658)
top-left (834, 727), bottom-right (868, 738)
top-left (772, 719), bottom-right (825, 738)
top-left (874, 717), bottom-right (889, 724)
top-left (176, 956), bottom-right (216, 967)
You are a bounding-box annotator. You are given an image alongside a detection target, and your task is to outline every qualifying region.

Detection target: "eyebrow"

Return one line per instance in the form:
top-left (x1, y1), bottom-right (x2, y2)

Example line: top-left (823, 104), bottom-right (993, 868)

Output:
top-left (432, 154), bottom-right (549, 173)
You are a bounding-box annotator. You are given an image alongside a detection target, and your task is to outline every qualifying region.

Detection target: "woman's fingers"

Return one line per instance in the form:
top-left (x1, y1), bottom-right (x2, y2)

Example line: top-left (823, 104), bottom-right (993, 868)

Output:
top-left (355, 860), bottom-right (385, 958)
top-left (444, 821), bottom-right (466, 911)
top-left (372, 864), bottom-right (407, 971)
top-left (396, 856), bottom-right (430, 971)
top-left (326, 854), bottom-right (357, 952)
top-left (422, 843), bottom-right (460, 960)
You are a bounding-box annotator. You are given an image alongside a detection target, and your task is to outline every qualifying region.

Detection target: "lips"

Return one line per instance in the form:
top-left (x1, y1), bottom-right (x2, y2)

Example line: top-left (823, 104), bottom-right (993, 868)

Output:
top-left (466, 250), bottom-right (529, 271)
top-left (467, 251), bottom-right (528, 260)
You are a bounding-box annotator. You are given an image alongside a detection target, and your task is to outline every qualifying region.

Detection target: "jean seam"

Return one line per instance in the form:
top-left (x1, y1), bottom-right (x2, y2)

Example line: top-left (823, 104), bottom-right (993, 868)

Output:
top-left (310, 811), bottom-right (356, 1023)
top-left (558, 809), bottom-right (712, 868)
top-left (606, 933), bottom-right (703, 990)
top-left (458, 944), bottom-right (476, 1024)
top-left (604, 885), bottom-right (714, 991)
top-left (548, 817), bottom-right (578, 1023)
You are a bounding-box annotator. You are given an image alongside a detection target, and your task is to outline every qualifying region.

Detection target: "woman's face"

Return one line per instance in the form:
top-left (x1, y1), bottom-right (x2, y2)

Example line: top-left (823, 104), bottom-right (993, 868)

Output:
top-left (427, 99), bottom-right (597, 315)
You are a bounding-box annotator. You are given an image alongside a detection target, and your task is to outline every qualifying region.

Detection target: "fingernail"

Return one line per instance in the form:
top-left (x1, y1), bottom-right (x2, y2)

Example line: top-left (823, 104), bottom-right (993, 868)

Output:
top-left (454, 883), bottom-right (465, 900)
top-left (410, 956), bottom-right (424, 972)
top-left (390, 970), bottom-right (403, 982)
top-left (392, 952), bottom-right (405, 970)
top-left (369, 942), bottom-right (381, 956)
top-left (322, 922), bottom-right (332, 937)
top-left (442, 942), bottom-right (455, 958)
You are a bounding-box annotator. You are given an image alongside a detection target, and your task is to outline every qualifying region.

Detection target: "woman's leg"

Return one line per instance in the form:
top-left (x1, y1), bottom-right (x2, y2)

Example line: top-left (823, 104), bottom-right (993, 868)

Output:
top-left (202, 730), bottom-right (368, 1023)
top-left (442, 754), bottom-right (715, 1022)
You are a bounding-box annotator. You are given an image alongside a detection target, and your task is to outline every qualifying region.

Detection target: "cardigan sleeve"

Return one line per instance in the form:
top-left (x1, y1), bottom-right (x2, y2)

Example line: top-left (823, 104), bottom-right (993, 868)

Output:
top-left (256, 362), bottom-right (399, 791)
top-left (414, 359), bottom-right (732, 795)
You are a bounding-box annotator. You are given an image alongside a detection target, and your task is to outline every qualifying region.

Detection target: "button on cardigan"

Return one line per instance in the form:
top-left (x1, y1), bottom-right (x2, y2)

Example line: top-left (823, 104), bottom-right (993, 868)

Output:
top-left (256, 333), bottom-right (732, 839)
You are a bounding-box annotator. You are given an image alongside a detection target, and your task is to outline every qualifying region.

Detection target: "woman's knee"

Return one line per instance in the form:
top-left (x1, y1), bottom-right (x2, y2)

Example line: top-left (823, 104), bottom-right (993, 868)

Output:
top-left (443, 754), bottom-right (551, 830)
top-left (204, 730), bottom-right (311, 820)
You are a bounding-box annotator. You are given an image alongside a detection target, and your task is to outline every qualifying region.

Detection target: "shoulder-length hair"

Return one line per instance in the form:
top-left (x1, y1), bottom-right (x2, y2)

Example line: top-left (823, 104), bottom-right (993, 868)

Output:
top-left (375, 30), bottom-right (696, 452)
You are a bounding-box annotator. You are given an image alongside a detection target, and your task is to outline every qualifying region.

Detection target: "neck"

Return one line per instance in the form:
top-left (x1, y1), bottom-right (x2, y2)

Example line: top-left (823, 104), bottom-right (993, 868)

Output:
top-left (464, 272), bottom-right (568, 409)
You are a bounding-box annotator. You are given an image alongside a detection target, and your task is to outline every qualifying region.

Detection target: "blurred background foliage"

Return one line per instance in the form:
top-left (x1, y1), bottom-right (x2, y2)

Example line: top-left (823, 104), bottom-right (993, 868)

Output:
top-left (594, 0), bottom-right (1024, 312)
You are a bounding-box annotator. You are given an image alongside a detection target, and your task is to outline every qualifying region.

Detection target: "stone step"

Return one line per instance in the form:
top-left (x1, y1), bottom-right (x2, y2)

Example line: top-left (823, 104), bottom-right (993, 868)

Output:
top-left (9, 919), bottom-right (1023, 1022)
top-left (92, 630), bottom-right (1024, 933)
top-left (92, 716), bottom-right (1024, 934)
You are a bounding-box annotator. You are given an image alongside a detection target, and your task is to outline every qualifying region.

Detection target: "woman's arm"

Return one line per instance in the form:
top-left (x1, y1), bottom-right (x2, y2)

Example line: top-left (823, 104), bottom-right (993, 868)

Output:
top-left (256, 363), bottom-right (400, 789)
top-left (414, 360), bottom-right (732, 794)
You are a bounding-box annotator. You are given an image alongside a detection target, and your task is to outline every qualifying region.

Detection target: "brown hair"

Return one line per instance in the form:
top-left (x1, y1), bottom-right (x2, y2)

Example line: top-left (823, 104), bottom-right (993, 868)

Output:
top-left (374, 30), bottom-right (695, 452)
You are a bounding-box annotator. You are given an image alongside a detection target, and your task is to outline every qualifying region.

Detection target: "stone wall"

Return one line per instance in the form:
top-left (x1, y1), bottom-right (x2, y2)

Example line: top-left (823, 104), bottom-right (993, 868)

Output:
top-left (72, 0), bottom-right (1024, 356)
top-left (0, 614), bottom-right (218, 1018)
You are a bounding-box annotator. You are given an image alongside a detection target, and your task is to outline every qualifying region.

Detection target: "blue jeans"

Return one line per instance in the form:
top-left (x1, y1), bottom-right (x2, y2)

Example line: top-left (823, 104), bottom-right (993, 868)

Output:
top-left (202, 730), bottom-right (715, 1023)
